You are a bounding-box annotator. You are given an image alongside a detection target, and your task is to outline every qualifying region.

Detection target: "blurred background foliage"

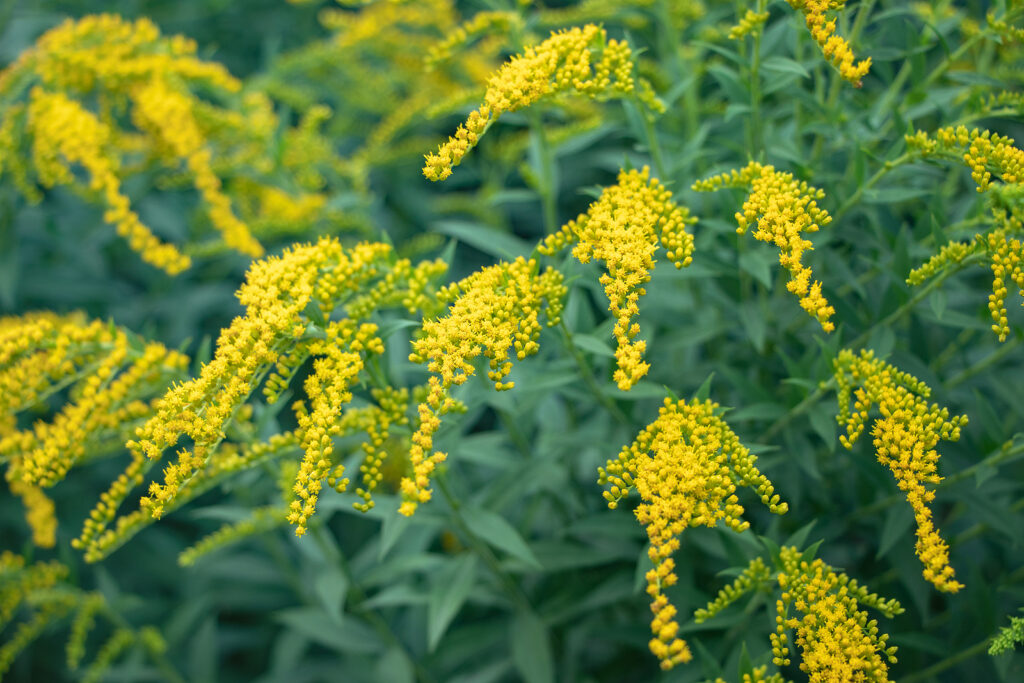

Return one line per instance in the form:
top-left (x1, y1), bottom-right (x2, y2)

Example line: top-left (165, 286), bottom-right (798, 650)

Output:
top-left (1, 0), bottom-right (1023, 681)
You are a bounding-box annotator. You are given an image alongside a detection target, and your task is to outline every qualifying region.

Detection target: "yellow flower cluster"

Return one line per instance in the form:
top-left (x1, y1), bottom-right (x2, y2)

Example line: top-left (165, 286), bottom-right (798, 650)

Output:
top-left (0, 551), bottom-right (173, 680)
top-left (598, 397), bottom-right (787, 670)
top-left (404, 258), bottom-right (566, 515)
top-left (730, 9), bottom-right (771, 40)
top-left (6, 479), bottom-right (56, 548)
top-left (0, 14), bottom-right (236, 96)
top-left (423, 24), bottom-right (662, 181)
top-left (65, 238), bottom-right (445, 547)
top-left (26, 88), bottom-right (191, 273)
top-left (694, 162), bottom-right (836, 332)
top-left (906, 128), bottom-right (1024, 341)
top-left (698, 548), bottom-right (902, 682)
top-left (131, 79), bottom-right (262, 257)
top-left (78, 431), bottom-right (300, 563)
top-left (289, 320), bottom-right (383, 535)
top-left (331, 387), bottom-right (412, 513)
top-left (713, 666), bottom-right (785, 683)
top-left (426, 11), bottom-right (523, 68)
top-left (834, 349), bottom-right (968, 592)
top-left (787, 0), bottom-right (871, 86)
top-left (127, 240), bottom-right (379, 515)
top-left (541, 167), bottom-right (696, 390)
top-left (0, 14), bottom-right (357, 272)
top-left (908, 126), bottom-right (1024, 192)
top-left (773, 547), bottom-right (901, 681)
top-left (0, 312), bottom-right (186, 547)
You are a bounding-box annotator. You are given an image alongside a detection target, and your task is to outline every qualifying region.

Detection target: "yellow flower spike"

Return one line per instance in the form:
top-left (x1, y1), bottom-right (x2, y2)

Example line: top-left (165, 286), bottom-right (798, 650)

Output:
top-left (598, 397), bottom-right (787, 670)
top-left (426, 10), bottom-right (523, 69)
top-left (26, 88), bottom-right (191, 274)
top-left (541, 167), bottom-right (696, 390)
top-left (730, 9), bottom-right (771, 41)
top-left (6, 478), bottom-right (57, 548)
top-left (694, 162), bottom-right (836, 333)
top-left (69, 239), bottom-right (445, 553)
top-left (0, 312), bottom-right (187, 529)
top-left (701, 549), bottom-right (902, 682)
top-left (403, 258), bottom-right (567, 514)
top-left (424, 24), bottom-right (661, 181)
top-left (907, 127), bottom-right (1024, 341)
top-left (0, 15), bottom-right (352, 269)
top-left (834, 349), bottom-right (968, 592)
top-left (787, 0), bottom-right (871, 86)
top-left (131, 80), bottom-right (262, 257)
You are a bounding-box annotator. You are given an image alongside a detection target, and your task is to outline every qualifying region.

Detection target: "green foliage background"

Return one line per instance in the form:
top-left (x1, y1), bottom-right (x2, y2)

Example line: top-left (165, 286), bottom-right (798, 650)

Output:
top-left (1, 1), bottom-right (1023, 681)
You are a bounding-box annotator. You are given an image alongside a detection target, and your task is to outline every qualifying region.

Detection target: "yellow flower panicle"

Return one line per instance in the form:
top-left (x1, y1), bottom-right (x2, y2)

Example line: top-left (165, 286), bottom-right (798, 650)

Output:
top-left (78, 431), bottom-right (300, 563)
top-left (423, 24), bottom-right (662, 181)
top-left (71, 238), bottom-right (445, 552)
top-left (698, 549), bottom-right (903, 682)
top-left (289, 320), bottom-right (383, 535)
top-left (0, 551), bottom-right (174, 680)
top-left (730, 9), bottom-right (771, 40)
top-left (0, 312), bottom-right (186, 547)
top-left (6, 479), bottom-right (57, 548)
top-left (713, 666), bottom-right (786, 683)
top-left (404, 258), bottom-right (567, 515)
top-left (834, 349), bottom-right (968, 592)
top-left (26, 88), bottom-right (191, 274)
top-left (332, 387), bottom-right (412, 513)
top-left (694, 162), bottom-right (836, 333)
top-left (908, 126), bottom-right (1024, 193)
top-left (178, 506), bottom-right (287, 567)
top-left (426, 11), bottom-right (523, 68)
top-left (540, 167), bottom-right (696, 390)
top-left (775, 547), bottom-right (902, 681)
top-left (0, 14), bottom-right (335, 271)
top-left (0, 14), bottom-right (237, 96)
top-left (787, 0), bottom-right (871, 86)
top-left (907, 127), bottom-right (1024, 341)
top-left (598, 397), bottom-right (787, 670)
top-left (131, 80), bottom-right (262, 257)
top-left (127, 240), bottom-right (390, 517)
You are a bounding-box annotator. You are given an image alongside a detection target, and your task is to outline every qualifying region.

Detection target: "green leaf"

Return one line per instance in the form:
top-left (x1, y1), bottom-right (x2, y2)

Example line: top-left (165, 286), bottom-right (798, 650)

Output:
top-left (275, 608), bottom-right (382, 654)
top-left (808, 402), bottom-right (837, 452)
top-left (572, 333), bottom-right (614, 358)
top-left (379, 508), bottom-right (412, 561)
top-left (464, 507), bottom-right (542, 570)
top-left (761, 55), bottom-right (810, 78)
top-left (876, 502), bottom-right (914, 560)
top-left (433, 220), bottom-right (531, 260)
top-left (374, 647), bottom-right (415, 683)
top-left (313, 567), bottom-right (348, 623)
top-left (694, 372), bottom-right (715, 402)
top-left (427, 553), bottom-right (478, 651)
top-left (510, 609), bottom-right (554, 683)
top-left (739, 248), bottom-right (774, 289)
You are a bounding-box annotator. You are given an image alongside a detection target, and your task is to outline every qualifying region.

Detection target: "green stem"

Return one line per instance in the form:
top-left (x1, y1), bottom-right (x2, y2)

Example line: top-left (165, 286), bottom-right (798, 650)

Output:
top-left (638, 103), bottom-right (669, 181)
top-left (899, 639), bottom-right (991, 683)
top-left (811, 0), bottom-right (876, 161)
top-left (748, 0), bottom-right (766, 159)
top-left (848, 254), bottom-right (985, 351)
top-left (558, 320), bottom-right (630, 426)
top-left (759, 379), bottom-right (834, 443)
top-left (310, 526), bottom-right (436, 683)
top-left (527, 109), bottom-right (558, 234)
top-left (946, 336), bottom-right (1023, 389)
top-left (832, 153), bottom-right (911, 223)
top-left (434, 472), bottom-right (534, 611)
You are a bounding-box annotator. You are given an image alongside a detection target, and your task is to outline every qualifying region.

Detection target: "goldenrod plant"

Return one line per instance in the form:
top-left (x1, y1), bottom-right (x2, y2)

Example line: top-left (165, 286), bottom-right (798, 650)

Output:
top-left (1, 1), bottom-right (1023, 681)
